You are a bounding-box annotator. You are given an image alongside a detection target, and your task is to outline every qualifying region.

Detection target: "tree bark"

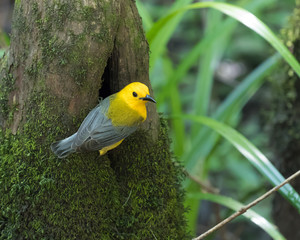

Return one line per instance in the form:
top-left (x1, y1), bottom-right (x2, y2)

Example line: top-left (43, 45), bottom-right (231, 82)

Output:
top-left (0, 0), bottom-right (187, 239)
top-left (269, 1), bottom-right (300, 239)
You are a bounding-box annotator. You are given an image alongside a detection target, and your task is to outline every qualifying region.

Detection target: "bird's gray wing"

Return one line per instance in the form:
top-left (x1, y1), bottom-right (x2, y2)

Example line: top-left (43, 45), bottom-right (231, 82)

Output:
top-left (72, 97), bottom-right (137, 152)
top-left (72, 103), bottom-right (105, 147)
top-left (79, 121), bottom-right (137, 151)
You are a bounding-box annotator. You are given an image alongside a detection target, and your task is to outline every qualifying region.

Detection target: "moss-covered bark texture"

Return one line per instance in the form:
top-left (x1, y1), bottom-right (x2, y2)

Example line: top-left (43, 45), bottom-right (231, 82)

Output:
top-left (0, 0), bottom-right (188, 239)
top-left (269, 1), bottom-right (300, 239)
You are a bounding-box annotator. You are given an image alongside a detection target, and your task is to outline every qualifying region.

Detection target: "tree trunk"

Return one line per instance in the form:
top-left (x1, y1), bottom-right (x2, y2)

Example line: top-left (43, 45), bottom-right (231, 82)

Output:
top-left (0, 0), bottom-right (188, 239)
top-left (269, 1), bottom-right (300, 239)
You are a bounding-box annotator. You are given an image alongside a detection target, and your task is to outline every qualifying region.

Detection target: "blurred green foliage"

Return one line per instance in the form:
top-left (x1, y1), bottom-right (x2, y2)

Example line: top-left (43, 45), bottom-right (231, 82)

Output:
top-left (137, 0), bottom-right (298, 239)
top-left (0, 31), bottom-right (9, 58)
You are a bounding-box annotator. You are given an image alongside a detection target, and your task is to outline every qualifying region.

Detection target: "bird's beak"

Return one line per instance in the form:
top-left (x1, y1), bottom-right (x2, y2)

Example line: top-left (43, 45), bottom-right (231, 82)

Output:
top-left (140, 94), bottom-right (156, 103)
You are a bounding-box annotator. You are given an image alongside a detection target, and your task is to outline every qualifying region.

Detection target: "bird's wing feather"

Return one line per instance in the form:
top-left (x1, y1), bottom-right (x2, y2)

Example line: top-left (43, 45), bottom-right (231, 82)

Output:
top-left (73, 97), bottom-right (137, 151)
top-left (73, 107), bottom-right (101, 146)
top-left (81, 124), bottom-right (137, 151)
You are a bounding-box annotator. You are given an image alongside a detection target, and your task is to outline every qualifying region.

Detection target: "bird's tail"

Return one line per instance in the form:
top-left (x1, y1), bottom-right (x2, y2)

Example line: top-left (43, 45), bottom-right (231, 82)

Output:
top-left (51, 133), bottom-right (77, 158)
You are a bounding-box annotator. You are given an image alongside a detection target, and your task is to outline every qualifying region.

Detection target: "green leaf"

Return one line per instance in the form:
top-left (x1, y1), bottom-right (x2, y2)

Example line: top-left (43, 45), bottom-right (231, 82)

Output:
top-left (192, 10), bottom-right (223, 117)
top-left (147, 0), bottom-right (194, 69)
top-left (191, 9), bottom-right (237, 137)
top-left (182, 54), bottom-right (280, 175)
top-left (161, 57), bottom-right (186, 156)
top-left (189, 192), bottom-right (286, 240)
top-left (179, 114), bottom-right (300, 212)
top-left (155, 18), bottom-right (237, 106)
top-left (136, 0), bottom-right (154, 31)
top-left (147, 2), bottom-right (300, 77)
top-left (214, 53), bottom-right (281, 121)
top-left (0, 49), bottom-right (5, 58)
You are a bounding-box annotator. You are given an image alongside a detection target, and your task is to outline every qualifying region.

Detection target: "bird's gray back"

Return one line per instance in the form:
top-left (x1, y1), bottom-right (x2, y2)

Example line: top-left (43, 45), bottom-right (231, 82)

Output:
top-left (72, 96), bottom-right (138, 152)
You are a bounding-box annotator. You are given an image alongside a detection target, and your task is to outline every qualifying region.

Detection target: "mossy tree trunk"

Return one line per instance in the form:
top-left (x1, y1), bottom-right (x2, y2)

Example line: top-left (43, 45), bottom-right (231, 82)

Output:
top-left (0, 0), bottom-right (187, 239)
top-left (269, 1), bottom-right (300, 240)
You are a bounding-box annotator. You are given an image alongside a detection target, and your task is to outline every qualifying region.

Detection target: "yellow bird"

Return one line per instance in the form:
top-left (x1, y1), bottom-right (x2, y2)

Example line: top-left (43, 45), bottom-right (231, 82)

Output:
top-left (51, 82), bottom-right (156, 158)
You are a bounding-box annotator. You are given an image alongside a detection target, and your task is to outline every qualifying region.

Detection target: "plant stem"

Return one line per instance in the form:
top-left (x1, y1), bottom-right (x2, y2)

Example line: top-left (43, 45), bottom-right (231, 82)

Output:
top-left (193, 170), bottom-right (300, 240)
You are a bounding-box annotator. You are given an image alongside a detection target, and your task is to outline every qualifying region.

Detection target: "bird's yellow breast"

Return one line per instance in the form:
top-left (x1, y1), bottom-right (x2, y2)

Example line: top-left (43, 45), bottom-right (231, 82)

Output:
top-left (107, 94), bottom-right (147, 127)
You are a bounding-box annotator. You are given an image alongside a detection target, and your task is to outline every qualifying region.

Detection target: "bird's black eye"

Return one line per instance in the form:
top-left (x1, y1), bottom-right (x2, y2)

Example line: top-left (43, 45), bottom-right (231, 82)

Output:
top-left (133, 91), bottom-right (138, 97)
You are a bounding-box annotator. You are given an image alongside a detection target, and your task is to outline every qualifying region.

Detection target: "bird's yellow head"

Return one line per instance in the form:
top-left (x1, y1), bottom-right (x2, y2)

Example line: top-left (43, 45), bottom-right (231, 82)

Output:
top-left (108, 82), bottom-right (156, 126)
top-left (119, 82), bottom-right (156, 106)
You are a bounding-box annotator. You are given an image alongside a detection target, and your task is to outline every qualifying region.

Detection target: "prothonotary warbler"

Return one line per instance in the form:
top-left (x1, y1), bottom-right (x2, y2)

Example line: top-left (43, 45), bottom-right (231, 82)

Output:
top-left (51, 82), bottom-right (156, 158)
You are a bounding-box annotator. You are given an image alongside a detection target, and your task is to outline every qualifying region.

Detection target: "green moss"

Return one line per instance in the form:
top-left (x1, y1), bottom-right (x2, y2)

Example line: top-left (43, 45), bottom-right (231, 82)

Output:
top-left (108, 118), bottom-right (188, 239)
top-left (81, 6), bottom-right (97, 23)
top-left (0, 90), bottom-right (123, 239)
top-left (23, 0), bottom-right (115, 86)
top-left (268, 3), bottom-right (300, 238)
top-left (0, 89), bottom-right (188, 239)
top-left (26, 57), bottom-right (43, 80)
top-left (0, 57), bottom-right (15, 120)
top-left (269, 0), bottom-right (300, 169)
top-left (13, 0), bottom-right (111, 71)
top-left (1, 1), bottom-right (188, 239)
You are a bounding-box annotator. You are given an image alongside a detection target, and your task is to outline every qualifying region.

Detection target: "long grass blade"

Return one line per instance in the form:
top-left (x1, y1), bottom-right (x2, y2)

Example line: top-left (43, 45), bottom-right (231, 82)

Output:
top-left (189, 193), bottom-right (286, 240)
top-left (148, 0), bottom-right (194, 69)
top-left (214, 53), bottom-right (281, 120)
top-left (180, 114), bottom-right (300, 212)
top-left (147, 2), bottom-right (300, 77)
top-left (191, 9), bottom-right (238, 137)
top-left (161, 57), bottom-right (186, 156)
top-left (156, 18), bottom-right (236, 106)
top-left (136, 0), bottom-right (154, 31)
top-left (182, 54), bottom-right (280, 171)
top-left (192, 10), bottom-right (223, 117)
